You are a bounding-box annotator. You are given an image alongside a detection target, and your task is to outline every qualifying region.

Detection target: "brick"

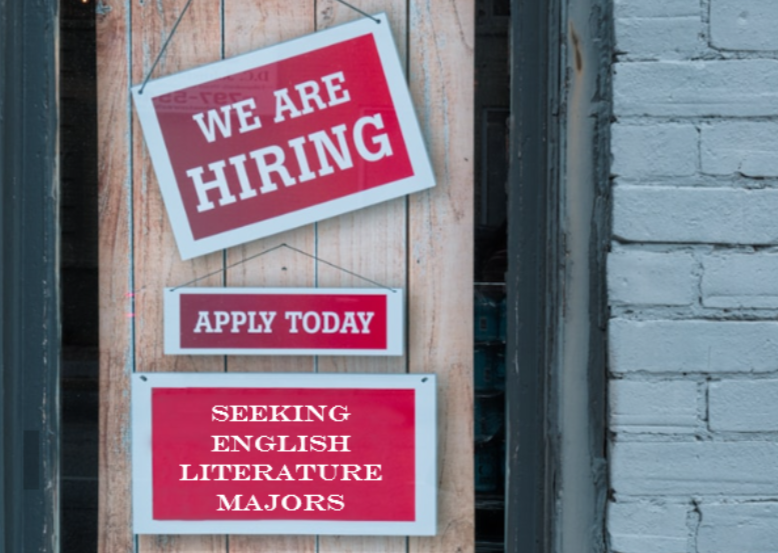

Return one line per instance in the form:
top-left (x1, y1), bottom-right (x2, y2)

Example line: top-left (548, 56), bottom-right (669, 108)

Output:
top-left (611, 441), bottom-right (778, 495)
top-left (614, 186), bottom-right (778, 245)
top-left (614, 0), bottom-right (699, 18)
top-left (616, 17), bottom-right (704, 60)
top-left (612, 124), bottom-right (697, 178)
top-left (610, 380), bottom-right (698, 433)
top-left (608, 250), bottom-right (697, 306)
top-left (609, 319), bottom-right (778, 374)
top-left (711, 0), bottom-right (778, 51)
top-left (702, 253), bottom-right (778, 308)
top-left (709, 380), bottom-right (778, 431)
top-left (698, 503), bottom-right (778, 553)
top-left (614, 60), bottom-right (778, 117)
top-left (608, 501), bottom-right (689, 553)
top-left (701, 122), bottom-right (778, 177)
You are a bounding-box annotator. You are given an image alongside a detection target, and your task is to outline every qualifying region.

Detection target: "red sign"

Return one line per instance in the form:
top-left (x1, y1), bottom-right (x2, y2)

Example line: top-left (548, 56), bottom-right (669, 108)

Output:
top-left (153, 387), bottom-right (414, 521)
top-left (132, 14), bottom-right (434, 259)
top-left (132, 373), bottom-right (437, 535)
top-left (164, 288), bottom-right (403, 355)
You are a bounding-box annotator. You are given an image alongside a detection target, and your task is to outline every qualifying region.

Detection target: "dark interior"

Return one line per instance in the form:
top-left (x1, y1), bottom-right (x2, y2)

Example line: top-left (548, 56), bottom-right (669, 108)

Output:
top-left (474, 0), bottom-right (510, 550)
top-left (60, 0), bottom-right (98, 550)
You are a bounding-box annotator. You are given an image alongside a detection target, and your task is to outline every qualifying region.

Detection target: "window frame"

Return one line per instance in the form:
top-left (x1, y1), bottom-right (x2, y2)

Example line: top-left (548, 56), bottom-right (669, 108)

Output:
top-left (0, 0), bottom-right (60, 551)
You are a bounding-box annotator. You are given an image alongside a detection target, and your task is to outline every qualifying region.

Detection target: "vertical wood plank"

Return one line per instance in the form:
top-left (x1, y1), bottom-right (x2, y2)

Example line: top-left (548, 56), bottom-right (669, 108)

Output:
top-left (132, 0), bottom-right (225, 370)
top-left (317, 0), bottom-right (408, 62)
top-left (222, 3), bottom-right (317, 553)
top-left (314, 0), bottom-right (408, 289)
top-left (315, 3), bottom-right (409, 550)
top-left (97, 1), bottom-right (134, 551)
top-left (130, 1), bottom-right (226, 553)
top-left (409, 0), bottom-right (475, 551)
top-left (222, 3), bottom-right (317, 373)
top-left (314, 0), bottom-right (408, 380)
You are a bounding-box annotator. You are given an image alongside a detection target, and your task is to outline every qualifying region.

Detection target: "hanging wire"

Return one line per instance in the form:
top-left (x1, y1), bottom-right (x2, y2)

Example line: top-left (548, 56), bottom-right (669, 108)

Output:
top-left (333, 0), bottom-right (381, 23)
top-left (169, 243), bottom-right (397, 292)
top-left (138, 0), bottom-right (196, 94)
top-left (138, 0), bottom-right (379, 94)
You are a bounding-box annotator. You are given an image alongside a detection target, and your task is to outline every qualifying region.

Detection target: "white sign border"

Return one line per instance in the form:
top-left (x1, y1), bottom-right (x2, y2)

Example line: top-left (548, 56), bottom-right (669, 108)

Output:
top-left (131, 372), bottom-right (437, 535)
top-left (132, 13), bottom-right (434, 260)
top-left (164, 287), bottom-right (404, 356)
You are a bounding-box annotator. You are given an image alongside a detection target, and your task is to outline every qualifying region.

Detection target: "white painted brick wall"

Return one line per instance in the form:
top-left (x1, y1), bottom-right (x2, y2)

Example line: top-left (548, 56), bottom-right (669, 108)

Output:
top-left (616, 17), bottom-right (704, 60)
top-left (614, 0), bottom-right (700, 19)
top-left (613, 187), bottom-right (778, 245)
top-left (610, 380), bottom-right (698, 433)
top-left (614, 60), bottom-right (778, 117)
top-left (610, 319), bottom-right (778, 374)
top-left (698, 503), bottom-right (778, 553)
top-left (702, 253), bottom-right (778, 308)
top-left (710, 0), bottom-right (778, 51)
top-left (608, 501), bottom-right (690, 553)
top-left (701, 122), bottom-right (778, 177)
top-left (611, 441), bottom-right (778, 496)
top-left (609, 0), bottom-right (778, 549)
top-left (709, 380), bottom-right (778, 432)
top-left (608, 250), bottom-right (697, 306)
top-left (612, 124), bottom-right (698, 179)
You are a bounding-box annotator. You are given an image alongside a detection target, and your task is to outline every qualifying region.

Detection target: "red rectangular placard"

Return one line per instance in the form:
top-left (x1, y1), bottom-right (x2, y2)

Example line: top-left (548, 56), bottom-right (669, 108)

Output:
top-left (151, 387), bottom-right (415, 521)
top-left (132, 14), bottom-right (434, 259)
top-left (164, 288), bottom-right (403, 355)
top-left (132, 373), bottom-right (437, 535)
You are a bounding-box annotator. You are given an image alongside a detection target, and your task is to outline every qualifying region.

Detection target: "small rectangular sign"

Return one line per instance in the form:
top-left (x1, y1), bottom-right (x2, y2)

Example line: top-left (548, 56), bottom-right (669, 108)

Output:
top-left (132, 14), bottom-right (434, 259)
top-left (132, 372), bottom-right (437, 535)
top-left (164, 287), bottom-right (403, 356)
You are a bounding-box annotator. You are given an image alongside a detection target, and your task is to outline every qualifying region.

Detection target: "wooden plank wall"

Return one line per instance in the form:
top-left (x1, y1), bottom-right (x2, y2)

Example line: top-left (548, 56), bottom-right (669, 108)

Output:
top-left (97, 1), bottom-right (473, 552)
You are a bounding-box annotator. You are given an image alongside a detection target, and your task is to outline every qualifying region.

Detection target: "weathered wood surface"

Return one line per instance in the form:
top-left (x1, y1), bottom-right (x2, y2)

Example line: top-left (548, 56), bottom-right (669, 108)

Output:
top-left (97, 0), bottom-right (474, 550)
top-left (131, 1), bottom-right (227, 552)
top-left (97, 1), bottom-right (133, 551)
top-left (409, 0), bottom-right (475, 552)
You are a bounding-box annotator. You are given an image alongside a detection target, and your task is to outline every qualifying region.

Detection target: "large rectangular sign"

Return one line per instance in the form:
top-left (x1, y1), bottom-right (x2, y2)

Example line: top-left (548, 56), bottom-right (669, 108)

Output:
top-left (132, 373), bottom-right (436, 535)
top-left (164, 287), bottom-right (403, 355)
top-left (132, 14), bottom-right (434, 259)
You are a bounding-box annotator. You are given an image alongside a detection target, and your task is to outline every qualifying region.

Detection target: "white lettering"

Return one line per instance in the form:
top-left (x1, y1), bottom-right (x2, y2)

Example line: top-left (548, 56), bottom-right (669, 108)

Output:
top-left (194, 311), bottom-right (213, 333)
top-left (273, 88), bottom-right (301, 122)
top-left (354, 113), bottom-right (393, 161)
top-left (357, 311), bottom-right (375, 334)
top-left (233, 98), bottom-right (262, 133)
top-left (259, 311), bottom-right (277, 333)
top-left (285, 311), bottom-right (303, 333)
top-left (308, 124), bottom-right (353, 177)
top-left (186, 161), bottom-right (237, 213)
top-left (340, 312), bottom-right (359, 334)
top-left (302, 311), bottom-right (321, 333)
top-left (294, 80), bottom-right (327, 115)
top-left (322, 311), bottom-right (339, 333)
top-left (213, 311), bottom-right (230, 332)
top-left (192, 105), bottom-right (233, 143)
top-left (228, 154), bottom-right (258, 201)
top-left (321, 72), bottom-right (350, 106)
top-left (249, 145), bottom-right (296, 194)
top-left (211, 405), bottom-right (229, 422)
top-left (216, 494), bottom-right (245, 511)
top-left (230, 311), bottom-right (247, 333)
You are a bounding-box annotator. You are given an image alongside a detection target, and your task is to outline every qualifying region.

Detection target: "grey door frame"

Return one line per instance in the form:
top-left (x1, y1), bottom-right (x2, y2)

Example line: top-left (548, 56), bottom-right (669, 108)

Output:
top-left (505, 0), bottom-right (557, 548)
top-left (505, 0), bottom-right (611, 551)
top-left (0, 0), bottom-right (60, 551)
